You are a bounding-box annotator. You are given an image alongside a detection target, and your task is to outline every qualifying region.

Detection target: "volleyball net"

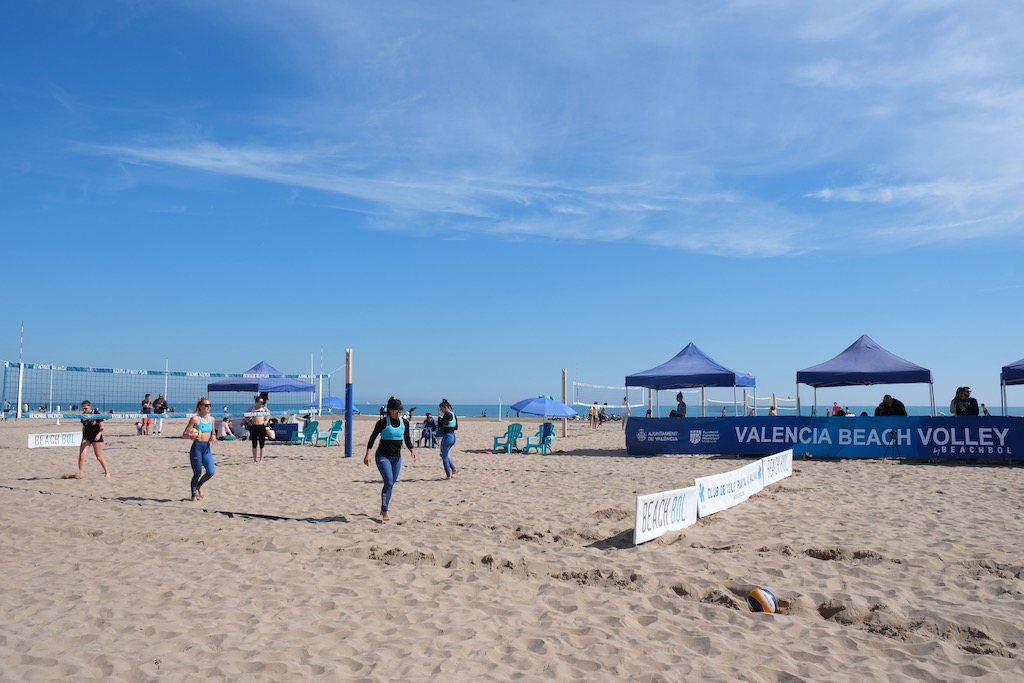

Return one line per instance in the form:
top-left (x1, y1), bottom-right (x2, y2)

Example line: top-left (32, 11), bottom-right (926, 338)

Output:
top-left (740, 392), bottom-right (798, 415)
top-left (572, 382), bottom-right (646, 410)
top-left (571, 380), bottom-right (797, 417)
top-left (1, 360), bottom-right (327, 419)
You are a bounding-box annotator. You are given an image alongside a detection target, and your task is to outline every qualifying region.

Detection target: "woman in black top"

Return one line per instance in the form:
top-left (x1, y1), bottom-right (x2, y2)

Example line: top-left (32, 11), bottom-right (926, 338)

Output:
top-left (77, 400), bottom-right (110, 478)
top-left (437, 399), bottom-right (458, 479)
top-left (364, 396), bottom-right (417, 521)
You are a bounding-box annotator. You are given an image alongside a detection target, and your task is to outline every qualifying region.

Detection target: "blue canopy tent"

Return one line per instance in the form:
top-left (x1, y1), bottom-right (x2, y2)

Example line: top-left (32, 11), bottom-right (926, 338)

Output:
top-left (1000, 357), bottom-right (1024, 415)
top-left (625, 342), bottom-right (756, 416)
top-left (207, 361), bottom-right (315, 395)
top-left (796, 335), bottom-right (935, 415)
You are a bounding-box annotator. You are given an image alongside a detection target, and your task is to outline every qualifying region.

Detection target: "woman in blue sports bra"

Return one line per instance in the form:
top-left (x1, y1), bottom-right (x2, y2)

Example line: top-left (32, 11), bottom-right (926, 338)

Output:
top-left (182, 397), bottom-right (216, 501)
top-left (364, 396), bottom-right (417, 521)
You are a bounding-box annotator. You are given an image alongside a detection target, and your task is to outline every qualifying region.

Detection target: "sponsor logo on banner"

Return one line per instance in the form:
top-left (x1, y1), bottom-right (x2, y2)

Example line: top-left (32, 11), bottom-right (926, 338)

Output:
top-left (695, 460), bottom-right (764, 517)
top-left (637, 429), bottom-right (679, 443)
top-left (28, 432), bottom-right (83, 448)
top-left (626, 416), bottom-right (1023, 461)
top-left (762, 449), bottom-right (794, 486)
top-left (634, 485), bottom-right (699, 545)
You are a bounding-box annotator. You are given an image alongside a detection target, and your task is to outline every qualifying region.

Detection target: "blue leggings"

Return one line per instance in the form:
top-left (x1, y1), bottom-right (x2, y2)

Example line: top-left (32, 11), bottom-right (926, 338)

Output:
top-left (189, 441), bottom-right (215, 497)
top-left (439, 433), bottom-right (457, 477)
top-left (375, 453), bottom-right (402, 512)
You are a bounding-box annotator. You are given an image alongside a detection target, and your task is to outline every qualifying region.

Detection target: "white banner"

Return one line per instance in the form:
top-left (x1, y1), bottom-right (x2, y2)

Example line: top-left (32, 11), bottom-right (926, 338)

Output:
top-left (28, 432), bottom-right (83, 449)
top-left (634, 485), bottom-right (699, 545)
top-left (695, 460), bottom-right (764, 517)
top-left (762, 449), bottom-right (793, 487)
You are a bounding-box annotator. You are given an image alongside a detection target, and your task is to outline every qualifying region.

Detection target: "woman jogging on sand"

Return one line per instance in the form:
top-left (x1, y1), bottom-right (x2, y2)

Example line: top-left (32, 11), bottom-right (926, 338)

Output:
top-left (364, 396), bottom-right (416, 521)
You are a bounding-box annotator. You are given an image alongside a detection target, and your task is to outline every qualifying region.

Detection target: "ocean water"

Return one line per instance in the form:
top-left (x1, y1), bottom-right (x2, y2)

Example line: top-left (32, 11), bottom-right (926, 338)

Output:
top-left (11, 398), bottom-right (1023, 419)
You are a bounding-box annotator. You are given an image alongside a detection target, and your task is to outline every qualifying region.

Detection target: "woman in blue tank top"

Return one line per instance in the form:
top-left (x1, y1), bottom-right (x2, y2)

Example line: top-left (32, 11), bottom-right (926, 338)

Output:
top-left (364, 396), bottom-right (417, 521)
top-left (437, 398), bottom-right (458, 479)
top-left (182, 397), bottom-right (216, 501)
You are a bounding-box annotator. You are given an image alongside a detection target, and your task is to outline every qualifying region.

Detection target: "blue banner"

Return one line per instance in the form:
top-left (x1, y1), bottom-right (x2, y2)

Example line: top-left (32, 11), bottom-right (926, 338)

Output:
top-left (626, 416), bottom-right (1024, 462)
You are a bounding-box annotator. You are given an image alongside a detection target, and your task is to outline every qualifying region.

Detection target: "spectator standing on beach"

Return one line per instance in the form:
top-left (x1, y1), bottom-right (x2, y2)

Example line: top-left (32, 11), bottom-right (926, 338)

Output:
top-left (364, 396), bottom-right (417, 521)
top-left (588, 402), bottom-right (598, 429)
top-left (768, 405), bottom-right (778, 416)
top-left (598, 403), bottom-right (608, 427)
top-left (437, 399), bottom-right (458, 479)
top-left (982, 403), bottom-right (991, 416)
top-left (153, 394), bottom-right (167, 435)
top-left (952, 387), bottom-right (980, 416)
top-left (140, 393), bottom-right (153, 435)
top-left (182, 397), bottom-right (216, 501)
top-left (247, 395), bottom-right (271, 463)
top-left (622, 397), bottom-right (631, 431)
top-left (874, 394), bottom-right (908, 416)
top-left (76, 400), bottom-right (110, 478)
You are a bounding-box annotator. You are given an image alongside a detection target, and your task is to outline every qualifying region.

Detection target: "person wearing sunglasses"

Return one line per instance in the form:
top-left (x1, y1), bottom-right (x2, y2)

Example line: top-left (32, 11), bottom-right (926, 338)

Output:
top-left (364, 396), bottom-right (417, 521)
top-left (182, 397), bottom-right (216, 501)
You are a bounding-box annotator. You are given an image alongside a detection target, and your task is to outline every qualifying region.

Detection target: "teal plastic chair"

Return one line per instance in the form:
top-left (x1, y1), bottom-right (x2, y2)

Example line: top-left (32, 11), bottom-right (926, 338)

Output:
top-left (315, 420), bottom-right (343, 447)
top-left (297, 420), bottom-right (319, 445)
top-left (492, 423), bottom-right (523, 453)
top-left (523, 422), bottom-right (556, 454)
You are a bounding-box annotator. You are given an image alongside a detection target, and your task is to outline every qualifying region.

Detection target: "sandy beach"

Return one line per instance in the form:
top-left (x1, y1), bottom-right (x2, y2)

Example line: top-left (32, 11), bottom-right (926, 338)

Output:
top-left (1, 414), bottom-right (1022, 682)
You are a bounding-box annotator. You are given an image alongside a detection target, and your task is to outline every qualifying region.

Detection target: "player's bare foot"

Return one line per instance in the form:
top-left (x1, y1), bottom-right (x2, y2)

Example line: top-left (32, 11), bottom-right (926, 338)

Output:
top-left (381, 511), bottom-right (391, 521)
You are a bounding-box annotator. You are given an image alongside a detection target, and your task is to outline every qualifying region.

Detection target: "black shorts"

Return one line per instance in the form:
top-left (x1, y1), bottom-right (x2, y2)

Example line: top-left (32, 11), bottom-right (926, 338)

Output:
top-left (82, 425), bottom-right (104, 443)
top-left (249, 424), bottom-right (268, 447)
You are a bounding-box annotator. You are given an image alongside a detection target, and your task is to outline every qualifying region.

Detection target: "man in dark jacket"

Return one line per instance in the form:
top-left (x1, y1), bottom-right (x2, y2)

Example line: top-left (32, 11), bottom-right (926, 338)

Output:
top-left (874, 394), bottom-right (908, 416)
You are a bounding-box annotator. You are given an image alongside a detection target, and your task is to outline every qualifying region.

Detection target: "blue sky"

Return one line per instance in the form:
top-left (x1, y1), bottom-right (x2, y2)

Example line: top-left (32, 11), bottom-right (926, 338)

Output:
top-left (3, 1), bottom-right (1023, 410)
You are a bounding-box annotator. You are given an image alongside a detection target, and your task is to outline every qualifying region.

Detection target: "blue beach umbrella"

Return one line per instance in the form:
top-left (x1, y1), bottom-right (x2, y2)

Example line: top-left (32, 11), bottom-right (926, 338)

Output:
top-left (510, 396), bottom-right (578, 418)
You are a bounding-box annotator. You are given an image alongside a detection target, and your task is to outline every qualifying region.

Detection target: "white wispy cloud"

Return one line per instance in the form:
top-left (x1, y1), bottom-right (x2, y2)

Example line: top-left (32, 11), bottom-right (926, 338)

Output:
top-left (75, 1), bottom-right (1024, 255)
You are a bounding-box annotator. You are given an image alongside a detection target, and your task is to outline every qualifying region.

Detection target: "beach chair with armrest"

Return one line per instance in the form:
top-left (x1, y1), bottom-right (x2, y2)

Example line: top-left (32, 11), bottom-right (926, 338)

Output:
top-left (297, 420), bottom-right (319, 446)
top-left (523, 422), bottom-right (556, 454)
top-left (417, 422), bottom-right (437, 448)
top-left (492, 423), bottom-right (523, 454)
top-left (315, 419), bottom-right (343, 447)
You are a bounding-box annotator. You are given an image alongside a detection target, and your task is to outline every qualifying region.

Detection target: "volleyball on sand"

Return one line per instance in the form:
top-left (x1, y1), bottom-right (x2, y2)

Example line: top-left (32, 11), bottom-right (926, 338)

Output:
top-left (747, 587), bottom-right (778, 613)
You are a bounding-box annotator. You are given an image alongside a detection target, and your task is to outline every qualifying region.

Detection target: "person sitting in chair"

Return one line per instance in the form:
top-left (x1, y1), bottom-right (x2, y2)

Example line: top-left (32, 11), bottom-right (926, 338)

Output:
top-left (417, 412), bottom-right (437, 448)
top-left (669, 392), bottom-right (687, 418)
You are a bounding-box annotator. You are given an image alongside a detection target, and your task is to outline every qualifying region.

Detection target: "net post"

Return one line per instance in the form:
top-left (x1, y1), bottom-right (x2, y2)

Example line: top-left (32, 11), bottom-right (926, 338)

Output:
top-left (561, 368), bottom-right (568, 437)
top-left (344, 348), bottom-right (353, 458)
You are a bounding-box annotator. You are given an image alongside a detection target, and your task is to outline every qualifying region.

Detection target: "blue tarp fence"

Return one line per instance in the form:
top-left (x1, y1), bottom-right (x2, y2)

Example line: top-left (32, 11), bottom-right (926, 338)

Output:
top-left (625, 415), bottom-right (1024, 462)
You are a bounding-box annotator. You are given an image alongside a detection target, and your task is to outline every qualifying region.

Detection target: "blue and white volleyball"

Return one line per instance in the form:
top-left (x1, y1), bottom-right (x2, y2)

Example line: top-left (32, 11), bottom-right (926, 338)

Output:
top-left (747, 587), bottom-right (778, 613)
